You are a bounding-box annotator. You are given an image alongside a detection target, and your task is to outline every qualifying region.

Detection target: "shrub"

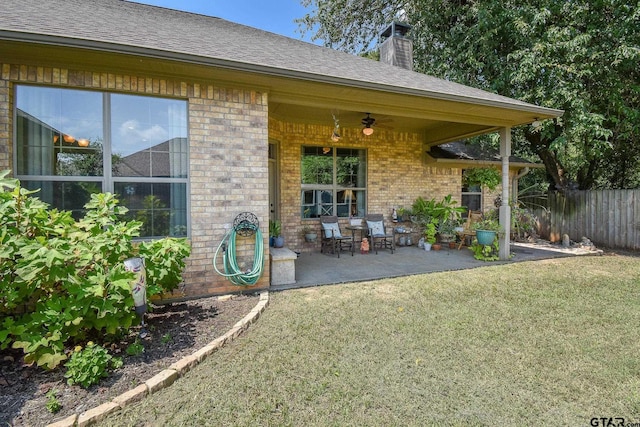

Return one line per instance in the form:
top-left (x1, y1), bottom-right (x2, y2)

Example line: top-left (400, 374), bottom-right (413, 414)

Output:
top-left (64, 342), bottom-right (123, 388)
top-left (0, 170), bottom-right (191, 369)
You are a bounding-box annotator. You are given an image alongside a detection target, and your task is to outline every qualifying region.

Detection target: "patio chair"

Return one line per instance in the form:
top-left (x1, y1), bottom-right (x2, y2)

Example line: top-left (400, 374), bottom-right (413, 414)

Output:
top-left (457, 210), bottom-right (483, 250)
top-left (365, 214), bottom-right (395, 254)
top-left (320, 216), bottom-right (353, 257)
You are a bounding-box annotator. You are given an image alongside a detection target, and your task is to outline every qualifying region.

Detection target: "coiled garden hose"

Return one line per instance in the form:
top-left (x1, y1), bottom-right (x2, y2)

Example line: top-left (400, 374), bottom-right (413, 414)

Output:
top-left (213, 224), bottom-right (264, 286)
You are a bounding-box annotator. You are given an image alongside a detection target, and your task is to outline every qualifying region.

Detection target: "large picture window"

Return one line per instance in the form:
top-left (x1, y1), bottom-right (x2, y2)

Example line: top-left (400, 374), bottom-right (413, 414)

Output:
top-left (15, 85), bottom-right (188, 238)
top-left (301, 146), bottom-right (366, 218)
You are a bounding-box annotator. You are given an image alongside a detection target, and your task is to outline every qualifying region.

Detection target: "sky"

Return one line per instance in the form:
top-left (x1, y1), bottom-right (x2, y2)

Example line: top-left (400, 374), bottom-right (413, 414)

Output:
top-left (130, 0), bottom-right (317, 43)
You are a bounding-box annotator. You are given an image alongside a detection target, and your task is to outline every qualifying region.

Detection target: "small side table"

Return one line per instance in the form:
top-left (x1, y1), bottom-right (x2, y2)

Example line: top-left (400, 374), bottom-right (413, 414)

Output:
top-left (345, 225), bottom-right (365, 255)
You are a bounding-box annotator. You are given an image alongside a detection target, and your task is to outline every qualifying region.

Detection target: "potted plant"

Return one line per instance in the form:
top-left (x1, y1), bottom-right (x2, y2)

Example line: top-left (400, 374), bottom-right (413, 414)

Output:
top-left (269, 220), bottom-right (283, 248)
top-left (302, 224), bottom-right (317, 243)
top-left (423, 218), bottom-right (438, 251)
top-left (396, 207), bottom-right (412, 222)
top-left (473, 218), bottom-right (502, 246)
top-left (463, 167), bottom-right (501, 191)
top-left (438, 219), bottom-right (459, 248)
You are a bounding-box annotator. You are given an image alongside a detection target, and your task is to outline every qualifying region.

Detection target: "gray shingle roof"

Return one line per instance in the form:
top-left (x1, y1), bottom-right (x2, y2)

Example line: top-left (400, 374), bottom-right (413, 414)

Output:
top-left (0, 0), bottom-right (560, 116)
top-left (430, 141), bottom-right (539, 165)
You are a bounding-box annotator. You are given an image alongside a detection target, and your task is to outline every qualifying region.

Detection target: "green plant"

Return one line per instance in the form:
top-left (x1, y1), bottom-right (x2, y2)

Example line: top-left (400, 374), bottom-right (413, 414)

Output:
top-left (137, 237), bottom-right (191, 298)
top-left (473, 218), bottom-right (502, 232)
top-left (269, 220), bottom-right (282, 237)
top-left (423, 219), bottom-right (438, 244)
top-left (412, 195), bottom-right (465, 229)
top-left (64, 342), bottom-right (123, 388)
top-left (437, 218), bottom-right (459, 237)
top-left (396, 207), bottom-right (412, 220)
top-left (126, 338), bottom-right (145, 356)
top-left (463, 167), bottom-right (501, 191)
top-left (45, 389), bottom-right (62, 414)
top-left (470, 239), bottom-right (500, 261)
top-left (162, 333), bottom-right (172, 344)
top-left (511, 205), bottom-right (537, 240)
top-left (0, 171), bottom-right (191, 369)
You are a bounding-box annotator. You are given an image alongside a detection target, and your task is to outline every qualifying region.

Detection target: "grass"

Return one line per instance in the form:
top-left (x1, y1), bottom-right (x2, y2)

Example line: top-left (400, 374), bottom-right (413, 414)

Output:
top-left (100, 255), bottom-right (640, 426)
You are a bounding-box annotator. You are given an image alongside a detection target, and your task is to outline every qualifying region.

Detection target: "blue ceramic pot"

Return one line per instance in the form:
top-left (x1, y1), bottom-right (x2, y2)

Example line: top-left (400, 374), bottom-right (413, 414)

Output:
top-left (476, 230), bottom-right (497, 246)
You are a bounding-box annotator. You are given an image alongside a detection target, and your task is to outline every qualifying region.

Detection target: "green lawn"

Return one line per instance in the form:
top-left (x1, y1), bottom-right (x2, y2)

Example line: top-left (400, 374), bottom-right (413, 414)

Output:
top-left (101, 255), bottom-right (640, 426)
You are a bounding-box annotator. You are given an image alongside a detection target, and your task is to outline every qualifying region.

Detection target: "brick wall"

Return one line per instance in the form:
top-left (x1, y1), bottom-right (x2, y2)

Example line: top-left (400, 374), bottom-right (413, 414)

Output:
top-left (0, 63), bottom-right (270, 299)
top-left (1, 62), bottom-right (514, 298)
top-left (268, 119), bottom-right (497, 252)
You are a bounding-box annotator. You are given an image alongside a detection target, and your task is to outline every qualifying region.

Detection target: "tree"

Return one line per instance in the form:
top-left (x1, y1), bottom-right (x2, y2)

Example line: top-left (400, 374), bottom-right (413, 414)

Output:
top-left (297, 0), bottom-right (640, 190)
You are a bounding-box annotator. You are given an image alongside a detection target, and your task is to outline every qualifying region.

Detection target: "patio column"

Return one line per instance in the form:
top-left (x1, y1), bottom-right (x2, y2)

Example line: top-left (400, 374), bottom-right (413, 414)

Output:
top-left (499, 127), bottom-right (511, 260)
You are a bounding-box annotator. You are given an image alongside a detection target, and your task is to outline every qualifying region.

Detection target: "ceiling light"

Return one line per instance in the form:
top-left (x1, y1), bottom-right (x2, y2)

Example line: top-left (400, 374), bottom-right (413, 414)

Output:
top-left (361, 113), bottom-right (375, 136)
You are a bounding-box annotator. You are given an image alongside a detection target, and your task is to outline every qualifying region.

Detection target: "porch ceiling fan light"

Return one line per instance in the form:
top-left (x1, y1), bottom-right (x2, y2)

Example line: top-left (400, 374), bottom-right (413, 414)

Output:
top-left (362, 126), bottom-right (374, 136)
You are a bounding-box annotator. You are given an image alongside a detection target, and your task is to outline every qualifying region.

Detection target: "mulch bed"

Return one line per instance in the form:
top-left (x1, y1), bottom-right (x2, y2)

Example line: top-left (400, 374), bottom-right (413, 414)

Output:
top-left (0, 293), bottom-right (260, 426)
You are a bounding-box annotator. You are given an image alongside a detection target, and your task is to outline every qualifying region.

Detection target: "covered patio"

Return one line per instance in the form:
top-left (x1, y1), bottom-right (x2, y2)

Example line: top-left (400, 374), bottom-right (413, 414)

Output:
top-left (272, 243), bottom-right (598, 291)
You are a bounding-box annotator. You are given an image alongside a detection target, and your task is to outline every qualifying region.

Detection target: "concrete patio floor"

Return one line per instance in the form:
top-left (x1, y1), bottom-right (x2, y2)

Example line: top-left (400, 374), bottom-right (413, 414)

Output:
top-left (271, 241), bottom-right (601, 291)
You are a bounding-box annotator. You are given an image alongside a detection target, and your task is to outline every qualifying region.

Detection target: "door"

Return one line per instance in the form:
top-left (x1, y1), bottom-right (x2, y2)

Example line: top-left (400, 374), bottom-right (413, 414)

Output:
top-left (268, 141), bottom-right (279, 222)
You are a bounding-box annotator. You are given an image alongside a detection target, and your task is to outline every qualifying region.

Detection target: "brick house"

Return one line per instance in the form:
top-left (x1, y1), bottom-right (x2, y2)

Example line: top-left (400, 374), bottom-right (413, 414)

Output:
top-left (0, 1), bottom-right (562, 298)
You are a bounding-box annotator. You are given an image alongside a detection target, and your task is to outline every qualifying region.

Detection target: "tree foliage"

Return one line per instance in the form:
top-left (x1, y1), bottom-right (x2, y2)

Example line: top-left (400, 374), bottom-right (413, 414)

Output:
top-left (297, 0), bottom-right (640, 190)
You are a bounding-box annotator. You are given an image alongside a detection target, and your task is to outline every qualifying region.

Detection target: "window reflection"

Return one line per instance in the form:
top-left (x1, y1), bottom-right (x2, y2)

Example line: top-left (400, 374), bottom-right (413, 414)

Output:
top-left (15, 86), bottom-right (189, 238)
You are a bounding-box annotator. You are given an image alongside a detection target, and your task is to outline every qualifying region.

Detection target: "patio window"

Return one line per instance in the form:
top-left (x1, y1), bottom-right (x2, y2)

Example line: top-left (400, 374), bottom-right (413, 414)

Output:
top-left (301, 146), bottom-right (366, 218)
top-left (14, 85), bottom-right (188, 238)
top-left (461, 169), bottom-right (482, 216)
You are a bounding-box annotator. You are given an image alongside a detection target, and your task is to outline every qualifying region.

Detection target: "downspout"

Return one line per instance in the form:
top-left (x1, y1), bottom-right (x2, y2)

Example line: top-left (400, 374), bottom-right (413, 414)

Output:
top-left (511, 167), bottom-right (530, 205)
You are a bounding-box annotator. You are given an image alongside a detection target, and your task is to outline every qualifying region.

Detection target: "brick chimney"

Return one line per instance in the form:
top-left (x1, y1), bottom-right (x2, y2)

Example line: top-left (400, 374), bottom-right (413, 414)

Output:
top-left (379, 22), bottom-right (413, 70)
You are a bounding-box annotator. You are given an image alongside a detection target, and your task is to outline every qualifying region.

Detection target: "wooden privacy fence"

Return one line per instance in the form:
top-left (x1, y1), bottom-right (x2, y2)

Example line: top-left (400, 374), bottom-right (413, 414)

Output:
top-left (530, 190), bottom-right (640, 250)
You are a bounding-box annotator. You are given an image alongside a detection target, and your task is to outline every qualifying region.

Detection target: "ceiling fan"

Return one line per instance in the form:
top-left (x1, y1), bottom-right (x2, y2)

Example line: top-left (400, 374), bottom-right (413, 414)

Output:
top-left (361, 113), bottom-right (393, 135)
top-left (361, 113), bottom-right (375, 135)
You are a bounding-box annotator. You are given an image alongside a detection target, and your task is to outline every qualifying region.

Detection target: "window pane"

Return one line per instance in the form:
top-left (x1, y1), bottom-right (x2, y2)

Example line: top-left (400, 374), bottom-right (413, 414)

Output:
top-left (111, 95), bottom-right (188, 178)
top-left (336, 148), bottom-right (366, 187)
top-left (337, 189), bottom-right (365, 218)
top-left (301, 189), bottom-right (332, 218)
top-left (16, 86), bottom-right (103, 176)
top-left (22, 180), bottom-right (102, 219)
top-left (461, 194), bottom-right (481, 213)
top-left (301, 146), bottom-right (333, 185)
top-left (115, 182), bottom-right (187, 237)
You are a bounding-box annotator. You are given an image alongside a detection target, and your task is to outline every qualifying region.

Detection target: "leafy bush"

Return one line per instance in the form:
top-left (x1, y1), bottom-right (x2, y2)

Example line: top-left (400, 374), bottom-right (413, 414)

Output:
top-left (0, 171), bottom-right (191, 369)
top-left (137, 237), bottom-right (191, 297)
top-left (64, 342), bottom-right (123, 388)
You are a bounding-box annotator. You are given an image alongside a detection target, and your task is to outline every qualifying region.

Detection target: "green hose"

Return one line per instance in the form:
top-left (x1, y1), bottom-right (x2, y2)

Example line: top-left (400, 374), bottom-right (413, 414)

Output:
top-left (213, 224), bottom-right (264, 286)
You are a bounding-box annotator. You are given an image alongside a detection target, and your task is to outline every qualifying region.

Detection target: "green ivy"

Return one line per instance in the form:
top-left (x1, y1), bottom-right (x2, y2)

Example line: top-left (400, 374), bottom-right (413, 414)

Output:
top-left (0, 170), bottom-right (191, 369)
